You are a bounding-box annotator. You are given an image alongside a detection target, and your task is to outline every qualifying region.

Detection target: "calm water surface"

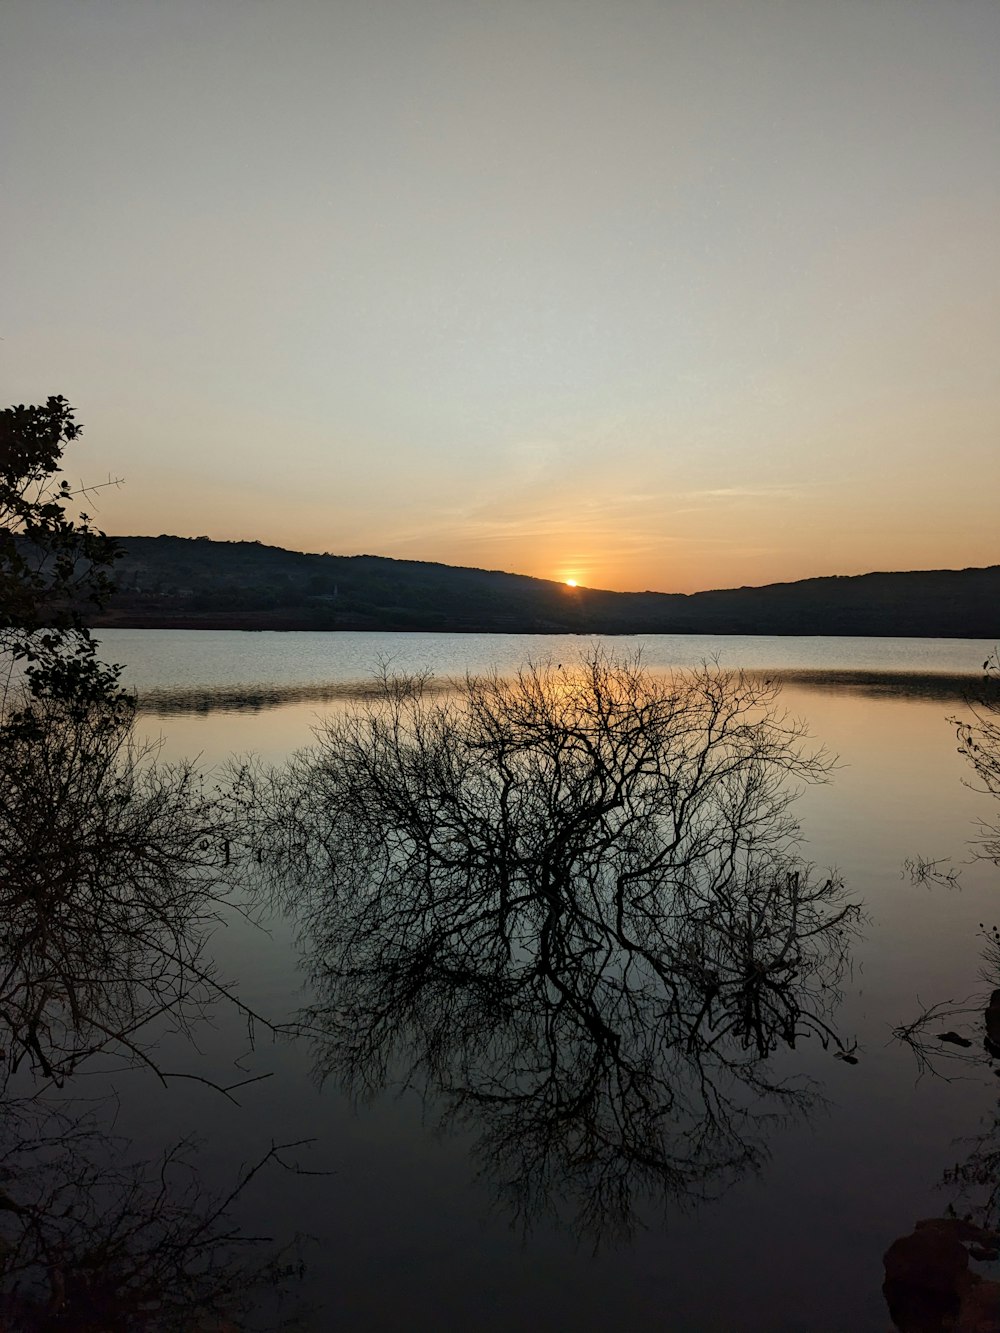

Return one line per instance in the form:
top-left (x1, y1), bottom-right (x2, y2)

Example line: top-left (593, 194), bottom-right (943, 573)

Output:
top-left (82, 632), bottom-right (1000, 1329)
top-left (101, 627), bottom-right (990, 698)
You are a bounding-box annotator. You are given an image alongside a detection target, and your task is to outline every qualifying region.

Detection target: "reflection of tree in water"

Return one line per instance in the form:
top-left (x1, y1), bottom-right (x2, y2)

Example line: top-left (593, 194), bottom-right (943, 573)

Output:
top-left (906, 925), bottom-right (1000, 1235)
top-left (252, 656), bottom-right (859, 1240)
top-left (0, 687), bottom-right (311, 1325)
top-left (0, 686), bottom-right (272, 1089)
top-left (885, 943), bottom-right (1000, 1333)
top-left (884, 662), bottom-right (1000, 1330)
top-left (0, 1103), bottom-right (310, 1332)
top-left (892, 652), bottom-right (1000, 1080)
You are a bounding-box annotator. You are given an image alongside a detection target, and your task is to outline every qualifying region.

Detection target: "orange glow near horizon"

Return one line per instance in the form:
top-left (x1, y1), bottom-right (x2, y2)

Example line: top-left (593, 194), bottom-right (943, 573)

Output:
top-left (5, 4), bottom-right (1000, 607)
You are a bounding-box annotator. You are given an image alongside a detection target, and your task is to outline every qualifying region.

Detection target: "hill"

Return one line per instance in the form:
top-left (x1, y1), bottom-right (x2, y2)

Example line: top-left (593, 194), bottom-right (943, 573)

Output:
top-left (86, 536), bottom-right (1000, 637)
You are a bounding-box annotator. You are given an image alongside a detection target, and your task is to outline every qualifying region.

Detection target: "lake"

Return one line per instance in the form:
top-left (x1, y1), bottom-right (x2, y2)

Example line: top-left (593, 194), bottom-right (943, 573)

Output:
top-left (20, 631), bottom-right (1000, 1330)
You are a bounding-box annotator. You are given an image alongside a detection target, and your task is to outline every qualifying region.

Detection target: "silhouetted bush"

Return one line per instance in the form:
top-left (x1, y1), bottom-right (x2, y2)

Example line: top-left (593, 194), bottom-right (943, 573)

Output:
top-left (241, 653), bottom-right (858, 1238)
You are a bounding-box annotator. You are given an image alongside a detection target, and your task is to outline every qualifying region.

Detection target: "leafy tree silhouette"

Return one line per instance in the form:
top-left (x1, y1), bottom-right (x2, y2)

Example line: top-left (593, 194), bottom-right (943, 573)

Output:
top-left (1, 395), bottom-right (122, 708)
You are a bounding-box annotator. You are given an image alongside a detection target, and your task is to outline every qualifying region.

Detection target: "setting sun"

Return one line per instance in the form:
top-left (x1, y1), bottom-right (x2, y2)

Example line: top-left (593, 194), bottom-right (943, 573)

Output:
top-left (565, 578), bottom-right (578, 587)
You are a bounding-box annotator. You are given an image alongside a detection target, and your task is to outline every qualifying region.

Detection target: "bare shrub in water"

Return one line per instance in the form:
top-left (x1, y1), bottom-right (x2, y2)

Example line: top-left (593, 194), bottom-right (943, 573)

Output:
top-left (247, 654), bottom-right (857, 1238)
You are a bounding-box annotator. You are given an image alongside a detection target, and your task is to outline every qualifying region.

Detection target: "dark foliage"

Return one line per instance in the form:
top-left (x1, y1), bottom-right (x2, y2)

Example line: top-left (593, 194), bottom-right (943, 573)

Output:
top-left (1, 396), bottom-right (122, 704)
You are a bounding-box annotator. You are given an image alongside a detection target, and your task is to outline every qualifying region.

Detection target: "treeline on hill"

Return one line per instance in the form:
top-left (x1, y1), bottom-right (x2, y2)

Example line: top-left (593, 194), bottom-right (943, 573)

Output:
top-left (79, 536), bottom-right (1000, 637)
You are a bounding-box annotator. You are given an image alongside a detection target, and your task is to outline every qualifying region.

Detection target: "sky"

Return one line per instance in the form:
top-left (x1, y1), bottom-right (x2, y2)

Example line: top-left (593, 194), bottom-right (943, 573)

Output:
top-left (2, 0), bottom-right (998, 593)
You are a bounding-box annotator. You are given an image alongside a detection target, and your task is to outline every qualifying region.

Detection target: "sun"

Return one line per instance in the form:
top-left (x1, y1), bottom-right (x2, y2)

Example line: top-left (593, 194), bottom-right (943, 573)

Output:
top-left (565, 578), bottom-right (578, 588)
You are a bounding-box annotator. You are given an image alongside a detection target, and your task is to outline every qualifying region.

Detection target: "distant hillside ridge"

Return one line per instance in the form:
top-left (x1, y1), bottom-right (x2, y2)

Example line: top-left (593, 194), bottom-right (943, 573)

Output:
top-left (87, 535), bottom-right (1000, 637)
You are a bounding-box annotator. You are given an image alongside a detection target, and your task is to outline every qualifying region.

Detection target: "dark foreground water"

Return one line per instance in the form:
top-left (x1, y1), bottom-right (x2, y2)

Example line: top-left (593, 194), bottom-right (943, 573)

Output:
top-left (17, 632), bottom-right (1000, 1330)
